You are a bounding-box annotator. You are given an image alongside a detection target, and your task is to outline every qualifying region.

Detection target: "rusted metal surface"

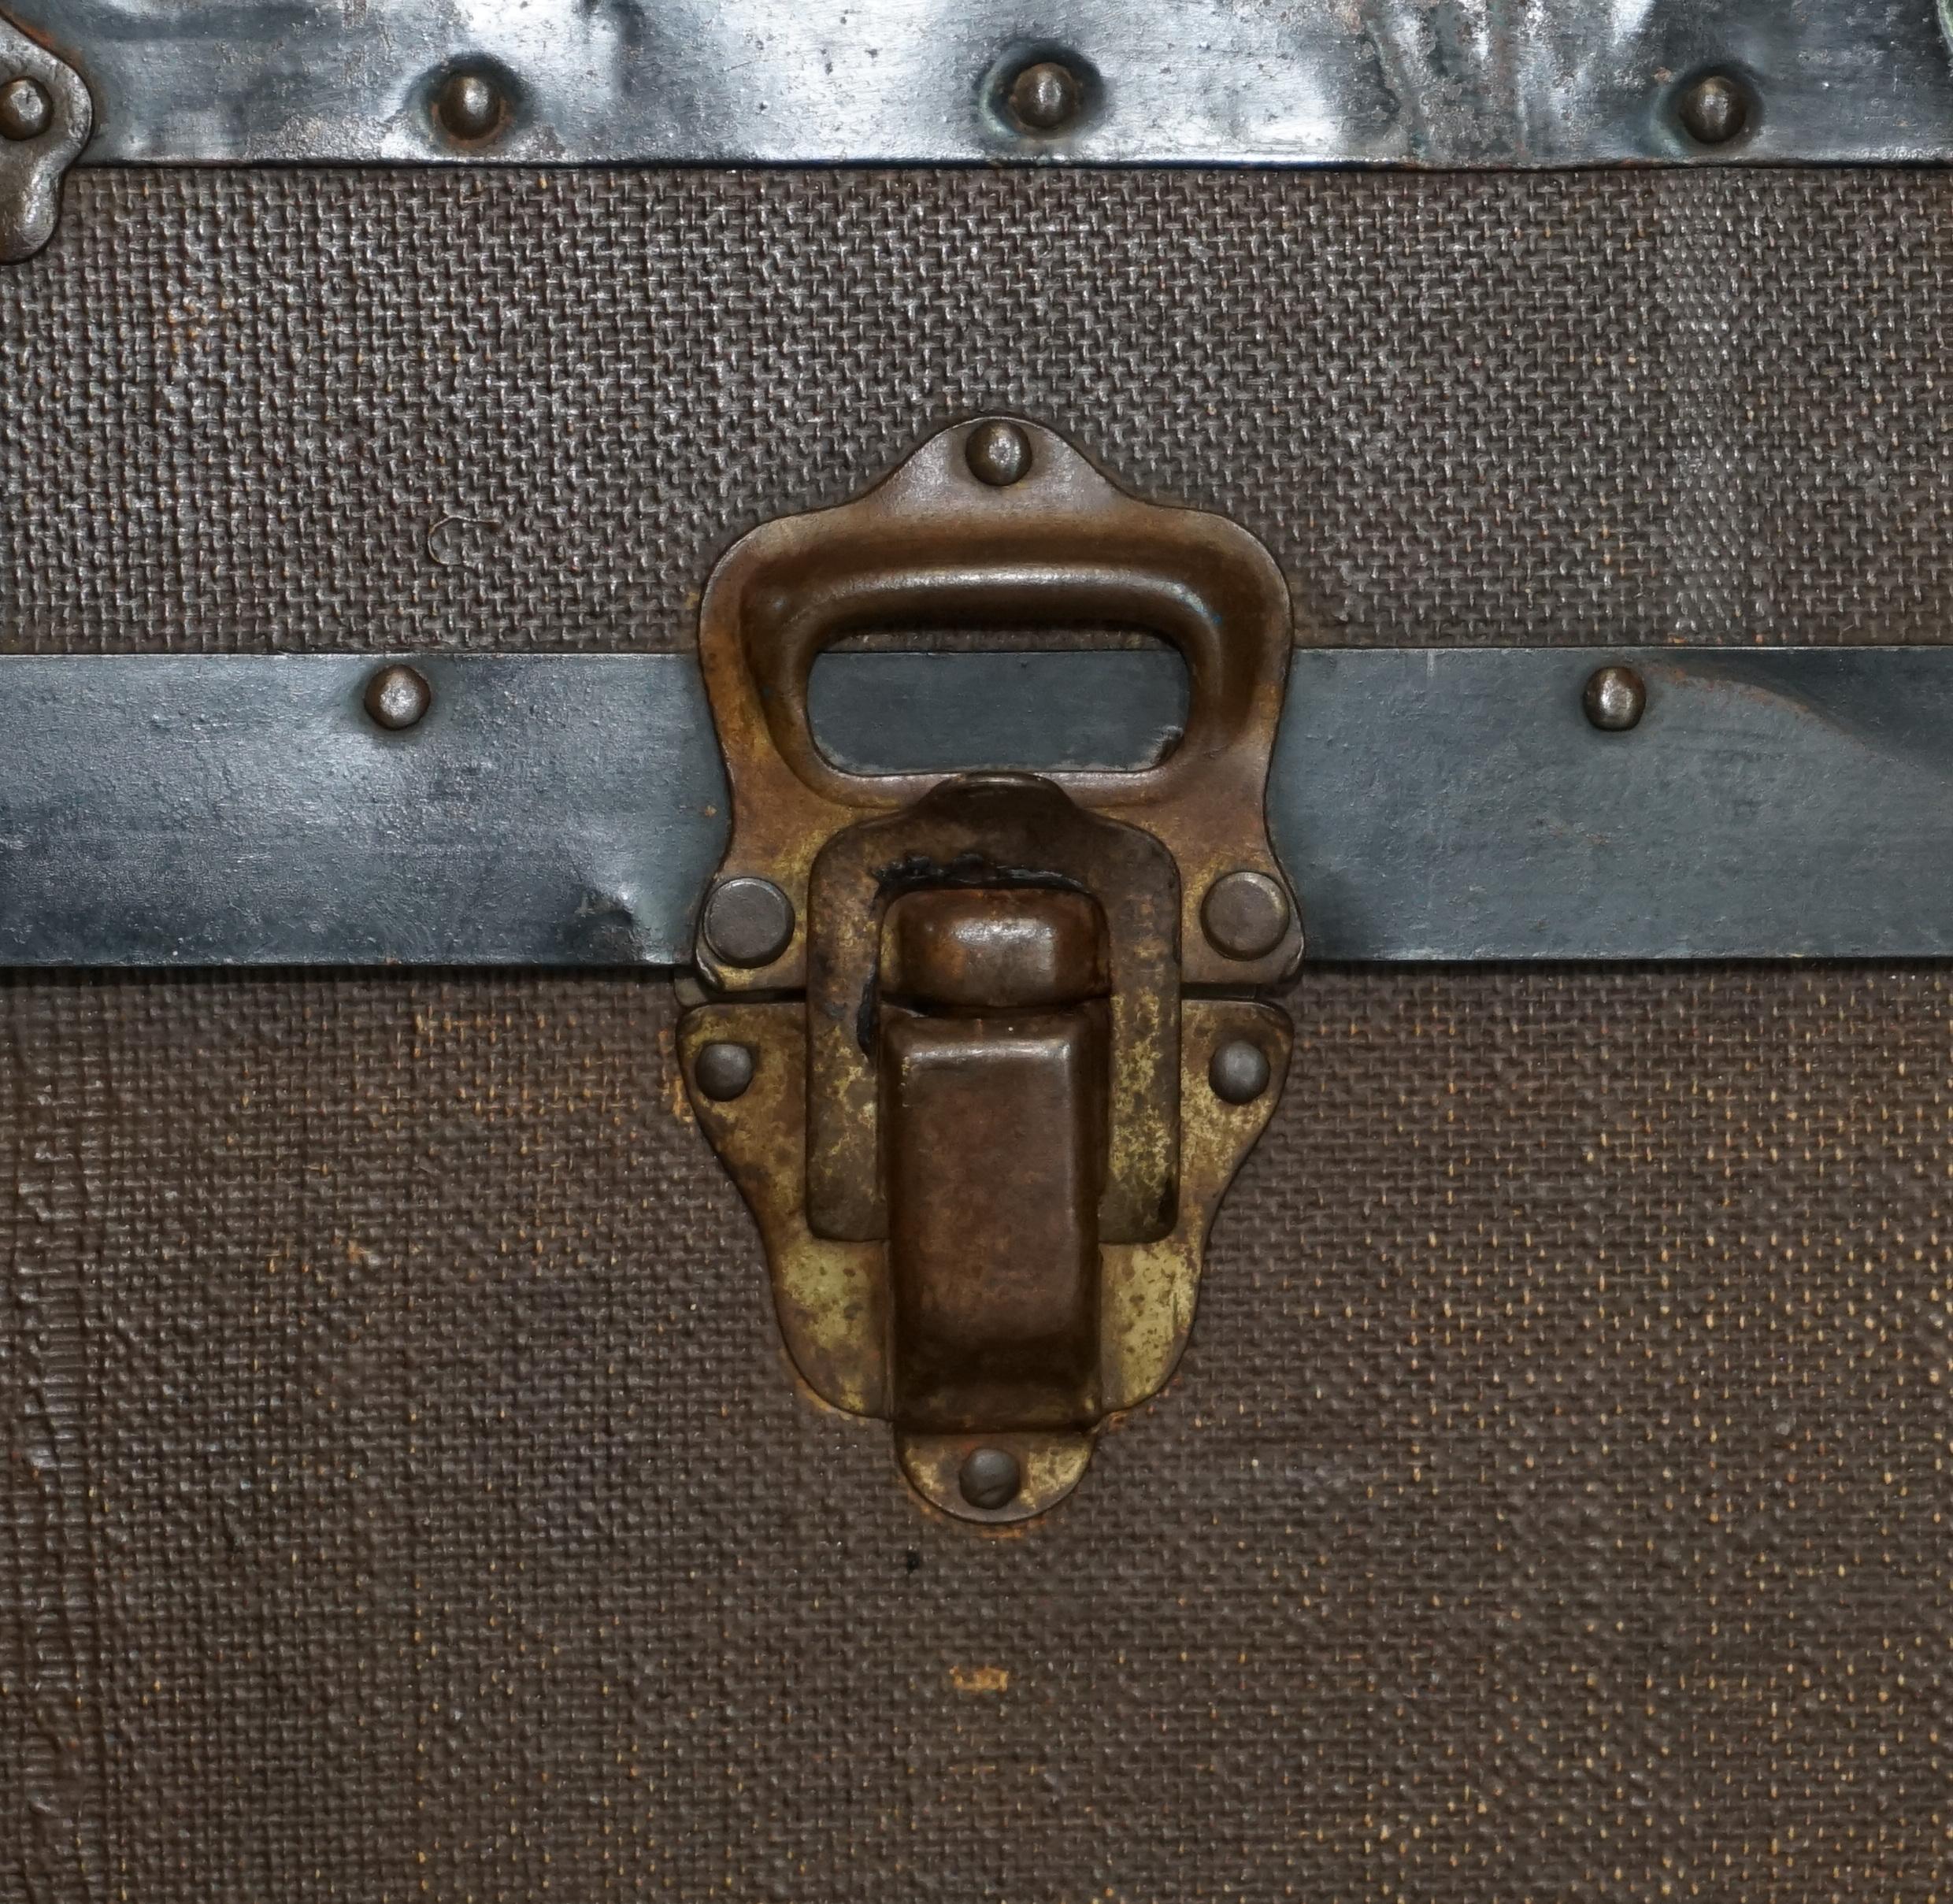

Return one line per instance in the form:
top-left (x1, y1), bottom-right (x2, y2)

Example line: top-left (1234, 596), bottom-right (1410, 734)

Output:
top-left (883, 887), bottom-right (1109, 1439)
top-left (806, 774), bottom-right (1180, 1247)
top-left (677, 999), bottom-right (888, 1417)
top-left (895, 1428), bottom-right (1095, 1525)
top-left (880, 885), bottom-right (1107, 1009)
top-left (1098, 997), bottom-right (1290, 1411)
top-left (691, 417), bottom-right (1301, 998)
top-left (885, 1008), bottom-right (1104, 1432)
top-left (682, 423), bottom-right (1300, 1517)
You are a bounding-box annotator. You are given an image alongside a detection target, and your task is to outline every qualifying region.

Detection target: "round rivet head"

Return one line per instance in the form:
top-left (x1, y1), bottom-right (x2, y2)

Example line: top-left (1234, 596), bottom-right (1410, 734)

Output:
top-left (1678, 73), bottom-right (1750, 146)
top-left (701, 876), bottom-right (796, 969)
top-left (1584, 665), bottom-right (1646, 732)
top-left (1007, 58), bottom-right (1083, 134)
top-left (436, 69), bottom-right (504, 142)
top-left (1209, 1039), bottom-right (1271, 1106)
top-left (958, 1446), bottom-right (1022, 1511)
top-left (1201, 870), bottom-right (1292, 961)
top-left (364, 664), bottom-right (432, 731)
top-left (965, 419), bottom-right (1032, 487)
top-left (695, 1041), bottom-right (756, 1102)
top-left (0, 76), bottom-right (51, 142)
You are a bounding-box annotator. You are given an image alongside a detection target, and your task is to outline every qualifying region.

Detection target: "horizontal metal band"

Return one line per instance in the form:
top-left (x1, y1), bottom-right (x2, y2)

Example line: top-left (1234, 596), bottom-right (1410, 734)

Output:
top-left (0, 656), bottom-right (728, 967)
top-left (1276, 648), bottom-right (1953, 960)
top-left (27, 0), bottom-right (1953, 169)
top-left (0, 648), bottom-right (1947, 968)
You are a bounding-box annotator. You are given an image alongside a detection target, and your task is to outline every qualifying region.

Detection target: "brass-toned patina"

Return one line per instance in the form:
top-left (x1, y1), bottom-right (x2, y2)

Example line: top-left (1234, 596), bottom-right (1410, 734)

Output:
top-left (680, 419), bottom-right (1299, 1521)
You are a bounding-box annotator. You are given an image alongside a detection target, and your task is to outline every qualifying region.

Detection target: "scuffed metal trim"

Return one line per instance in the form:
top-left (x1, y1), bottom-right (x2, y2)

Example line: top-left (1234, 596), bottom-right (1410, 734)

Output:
top-left (2, 648), bottom-right (1952, 967)
top-left (0, 654), bottom-right (731, 969)
top-left (0, 10), bottom-right (87, 260)
top-left (18, 0), bottom-right (1953, 171)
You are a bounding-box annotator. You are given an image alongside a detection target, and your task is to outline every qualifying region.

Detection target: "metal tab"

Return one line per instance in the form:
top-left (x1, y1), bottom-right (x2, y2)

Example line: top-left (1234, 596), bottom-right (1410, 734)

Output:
top-left (881, 888), bottom-right (1109, 1435)
top-left (24, 0), bottom-right (1953, 171)
top-left (0, 9), bottom-right (87, 262)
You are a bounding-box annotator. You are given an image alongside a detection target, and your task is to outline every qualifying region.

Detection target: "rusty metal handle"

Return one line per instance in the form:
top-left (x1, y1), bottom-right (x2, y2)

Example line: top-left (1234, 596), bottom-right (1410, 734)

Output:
top-left (693, 418), bottom-right (1302, 991)
top-left (700, 417), bottom-right (1290, 811)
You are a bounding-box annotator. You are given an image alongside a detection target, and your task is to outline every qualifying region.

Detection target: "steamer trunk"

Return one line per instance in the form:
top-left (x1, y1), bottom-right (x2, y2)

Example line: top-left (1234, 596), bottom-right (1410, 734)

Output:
top-left (2, 165), bottom-right (1948, 1900)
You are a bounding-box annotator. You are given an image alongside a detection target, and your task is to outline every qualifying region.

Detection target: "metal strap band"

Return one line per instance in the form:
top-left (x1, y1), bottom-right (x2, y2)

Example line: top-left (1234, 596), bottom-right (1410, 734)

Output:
top-left (0, 648), bottom-right (1943, 968)
top-left (24, 0), bottom-right (1953, 170)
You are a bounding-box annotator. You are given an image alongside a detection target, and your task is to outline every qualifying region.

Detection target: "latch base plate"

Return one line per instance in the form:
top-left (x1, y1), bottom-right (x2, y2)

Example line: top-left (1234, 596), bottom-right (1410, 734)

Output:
top-left (680, 995), bottom-right (1290, 1521)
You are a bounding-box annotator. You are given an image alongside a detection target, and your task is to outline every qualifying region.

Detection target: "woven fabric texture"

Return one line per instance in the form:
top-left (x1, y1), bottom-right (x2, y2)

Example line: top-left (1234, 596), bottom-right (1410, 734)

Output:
top-left (5, 166), bottom-right (1953, 653)
top-left (2, 968), bottom-right (1947, 1902)
top-left (1, 169), bottom-right (1951, 1903)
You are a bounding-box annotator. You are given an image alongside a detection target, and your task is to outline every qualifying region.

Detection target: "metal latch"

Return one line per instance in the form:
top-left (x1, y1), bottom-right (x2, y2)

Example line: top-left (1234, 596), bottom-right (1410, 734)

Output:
top-left (677, 420), bottom-right (1301, 1521)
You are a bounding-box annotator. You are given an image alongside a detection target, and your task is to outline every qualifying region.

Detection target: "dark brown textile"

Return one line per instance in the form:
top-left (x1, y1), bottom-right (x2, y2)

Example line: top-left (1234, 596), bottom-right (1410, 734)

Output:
top-left (6, 166), bottom-right (1953, 654)
top-left (4, 968), bottom-right (1947, 1901)
top-left (2, 169), bottom-right (1951, 1902)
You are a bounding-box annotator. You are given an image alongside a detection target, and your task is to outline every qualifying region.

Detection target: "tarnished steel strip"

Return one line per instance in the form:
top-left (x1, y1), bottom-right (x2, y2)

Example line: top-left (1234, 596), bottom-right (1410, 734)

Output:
top-left (0, 655), bottom-right (728, 967)
top-left (2, 647), bottom-right (1952, 967)
top-left (22, 0), bottom-right (1953, 170)
top-left (1275, 647), bottom-right (1953, 961)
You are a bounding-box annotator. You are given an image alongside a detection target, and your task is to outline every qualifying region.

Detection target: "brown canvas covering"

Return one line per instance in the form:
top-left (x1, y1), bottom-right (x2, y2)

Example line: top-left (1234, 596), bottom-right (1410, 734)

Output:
top-left (2, 169), bottom-right (1949, 1899)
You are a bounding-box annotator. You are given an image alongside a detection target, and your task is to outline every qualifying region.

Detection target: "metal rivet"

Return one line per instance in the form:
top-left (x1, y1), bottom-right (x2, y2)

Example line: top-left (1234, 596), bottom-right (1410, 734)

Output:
top-left (436, 69), bottom-right (504, 142)
top-left (965, 419), bottom-right (1032, 487)
top-left (0, 76), bottom-right (50, 142)
top-left (701, 876), bottom-right (795, 968)
top-left (1583, 665), bottom-right (1646, 732)
top-left (958, 1445), bottom-right (1021, 1510)
top-left (695, 1041), bottom-right (756, 1102)
top-left (1007, 59), bottom-right (1082, 134)
top-left (1678, 73), bottom-right (1750, 146)
top-left (1201, 870), bottom-right (1292, 961)
top-left (364, 664), bottom-right (432, 731)
top-left (1209, 1039), bottom-right (1271, 1106)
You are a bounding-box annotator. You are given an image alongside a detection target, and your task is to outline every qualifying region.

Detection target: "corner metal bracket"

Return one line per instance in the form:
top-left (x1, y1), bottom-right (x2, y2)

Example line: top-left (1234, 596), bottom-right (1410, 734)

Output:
top-left (677, 420), bottom-right (1299, 1522)
top-left (0, 9), bottom-right (88, 264)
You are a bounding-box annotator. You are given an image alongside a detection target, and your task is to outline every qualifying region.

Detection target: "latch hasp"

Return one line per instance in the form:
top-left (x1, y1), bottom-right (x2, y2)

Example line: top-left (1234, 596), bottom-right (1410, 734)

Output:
top-left (680, 420), bottom-right (1299, 1521)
